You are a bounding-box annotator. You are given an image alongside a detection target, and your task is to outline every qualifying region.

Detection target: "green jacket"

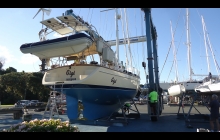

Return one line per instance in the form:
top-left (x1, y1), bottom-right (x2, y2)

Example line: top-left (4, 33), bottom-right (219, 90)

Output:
top-left (149, 91), bottom-right (158, 103)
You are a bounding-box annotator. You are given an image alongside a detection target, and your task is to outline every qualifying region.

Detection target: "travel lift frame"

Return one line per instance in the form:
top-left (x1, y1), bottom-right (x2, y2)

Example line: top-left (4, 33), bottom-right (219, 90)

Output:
top-left (176, 91), bottom-right (218, 128)
top-left (141, 8), bottom-right (164, 122)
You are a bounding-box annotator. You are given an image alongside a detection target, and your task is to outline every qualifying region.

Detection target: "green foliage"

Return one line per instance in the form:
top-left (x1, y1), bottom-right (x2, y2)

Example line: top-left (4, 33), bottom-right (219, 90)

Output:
top-left (5, 67), bottom-right (17, 73)
top-left (1, 72), bottom-right (29, 98)
top-left (0, 70), bottom-right (51, 104)
top-left (0, 62), bottom-right (3, 70)
top-left (0, 66), bottom-right (17, 75)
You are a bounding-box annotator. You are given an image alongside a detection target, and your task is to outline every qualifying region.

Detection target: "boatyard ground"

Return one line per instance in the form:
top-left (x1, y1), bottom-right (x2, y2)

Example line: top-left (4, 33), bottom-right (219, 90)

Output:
top-left (0, 104), bottom-right (212, 132)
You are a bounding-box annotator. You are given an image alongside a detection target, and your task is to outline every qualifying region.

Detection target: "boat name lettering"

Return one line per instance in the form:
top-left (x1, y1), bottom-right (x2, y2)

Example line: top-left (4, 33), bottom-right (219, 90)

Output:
top-left (66, 78), bottom-right (76, 81)
top-left (66, 70), bottom-right (75, 77)
top-left (111, 77), bottom-right (117, 85)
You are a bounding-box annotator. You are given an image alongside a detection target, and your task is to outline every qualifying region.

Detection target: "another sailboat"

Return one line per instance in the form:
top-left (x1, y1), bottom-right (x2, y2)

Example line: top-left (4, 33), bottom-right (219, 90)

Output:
top-left (195, 16), bottom-right (220, 94)
top-left (207, 78), bottom-right (220, 93)
top-left (168, 8), bottom-right (202, 97)
top-left (20, 9), bottom-right (143, 120)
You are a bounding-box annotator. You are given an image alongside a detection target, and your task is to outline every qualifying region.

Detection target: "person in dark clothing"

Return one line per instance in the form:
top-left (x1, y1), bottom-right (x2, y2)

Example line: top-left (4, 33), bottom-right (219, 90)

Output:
top-left (209, 94), bottom-right (220, 132)
top-left (209, 72), bottom-right (212, 80)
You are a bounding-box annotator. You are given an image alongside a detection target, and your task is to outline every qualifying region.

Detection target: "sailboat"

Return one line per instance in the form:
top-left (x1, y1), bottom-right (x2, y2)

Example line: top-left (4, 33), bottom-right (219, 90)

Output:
top-left (207, 78), bottom-right (220, 93)
top-left (168, 8), bottom-right (202, 97)
top-left (20, 8), bottom-right (143, 120)
top-left (195, 16), bottom-right (220, 94)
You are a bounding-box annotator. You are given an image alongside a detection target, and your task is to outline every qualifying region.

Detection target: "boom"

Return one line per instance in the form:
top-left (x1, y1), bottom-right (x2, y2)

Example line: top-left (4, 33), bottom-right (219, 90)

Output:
top-left (106, 36), bottom-right (146, 46)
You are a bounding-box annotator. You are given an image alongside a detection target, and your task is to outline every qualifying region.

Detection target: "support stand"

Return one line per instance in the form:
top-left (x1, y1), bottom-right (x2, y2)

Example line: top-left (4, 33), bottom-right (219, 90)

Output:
top-left (181, 93), bottom-right (211, 128)
top-left (176, 92), bottom-right (186, 119)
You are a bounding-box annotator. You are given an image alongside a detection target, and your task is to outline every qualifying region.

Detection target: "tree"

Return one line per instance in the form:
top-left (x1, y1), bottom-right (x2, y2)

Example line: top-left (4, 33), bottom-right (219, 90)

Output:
top-left (0, 72), bottom-right (28, 99)
top-left (0, 57), bottom-right (5, 70)
top-left (0, 71), bottom-right (51, 104)
top-left (0, 57), bottom-right (5, 75)
top-left (0, 62), bottom-right (2, 70)
top-left (27, 72), bottom-right (50, 101)
top-left (5, 67), bottom-right (17, 73)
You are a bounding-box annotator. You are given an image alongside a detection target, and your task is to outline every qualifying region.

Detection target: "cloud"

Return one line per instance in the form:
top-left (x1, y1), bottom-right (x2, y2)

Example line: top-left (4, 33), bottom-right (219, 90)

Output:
top-left (0, 45), bottom-right (16, 64)
top-left (19, 54), bottom-right (40, 65)
top-left (53, 33), bottom-right (65, 38)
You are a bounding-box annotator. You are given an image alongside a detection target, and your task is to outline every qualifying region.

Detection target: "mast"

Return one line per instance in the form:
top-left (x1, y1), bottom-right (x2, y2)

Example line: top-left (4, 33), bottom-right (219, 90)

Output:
top-left (119, 8), bottom-right (129, 65)
top-left (205, 26), bottom-right (220, 76)
top-left (186, 8), bottom-right (192, 81)
top-left (203, 16), bottom-right (220, 77)
top-left (201, 15), bottom-right (210, 73)
top-left (170, 21), bottom-right (179, 82)
top-left (42, 9), bottom-right (45, 29)
top-left (124, 8), bottom-right (132, 68)
top-left (115, 8), bottom-right (119, 65)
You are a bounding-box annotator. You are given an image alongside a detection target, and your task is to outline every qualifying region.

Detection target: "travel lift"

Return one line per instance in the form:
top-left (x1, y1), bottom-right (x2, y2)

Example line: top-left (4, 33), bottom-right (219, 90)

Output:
top-left (141, 8), bottom-right (164, 122)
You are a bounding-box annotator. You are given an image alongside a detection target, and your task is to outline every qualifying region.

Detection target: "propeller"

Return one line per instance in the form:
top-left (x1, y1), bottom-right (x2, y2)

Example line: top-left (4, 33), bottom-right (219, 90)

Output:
top-left (33, 8), bottom-right (52, 29)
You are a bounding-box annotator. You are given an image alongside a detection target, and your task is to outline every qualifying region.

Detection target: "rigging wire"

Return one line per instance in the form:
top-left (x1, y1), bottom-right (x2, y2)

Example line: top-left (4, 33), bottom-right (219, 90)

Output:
top-left (107, 14), bottom-right (113, 40)
top-left (134, 8), bottom-right (140, 71)
top-left (131, 8), bottom-right (138, 71)
top-left (189, 13), bottom-right (203, 72)
top-left (99, 8), bottom-right (102, 34)
top-left (101, 11), bottom-right (108, 36)
top-left (167, 9), bottom-right (201, 80)
top-left (78, 8), bottom-right (81, 15)
top-left (119, 8), bottom-right (129, 67)
top-left (86, 8), bottom-right (91, 22)
top-left (197, 8), bottom-right (220, 73)
top-left (127, 8), bottom-right (137, 69)
top-left (193, 9), bottom-right (216, 73)
top-left (195, 9), bottom-right (210, 74)
top-left (131, 8), bottom-right (138, 69)
top-left (203, 17), bottom-right (220, 75)
top-left (181, 14), bottom-right (189, 81)
top-left (160, 8), bottom-right (182, 79)
top-left (124, 8), bottom-right (133, 69)
top-left (166, 27), bottom-right (184, 82)
top-left (90, 8), bottom-right (94, 23)
top-left (104, 11), bottom-right (109, 40)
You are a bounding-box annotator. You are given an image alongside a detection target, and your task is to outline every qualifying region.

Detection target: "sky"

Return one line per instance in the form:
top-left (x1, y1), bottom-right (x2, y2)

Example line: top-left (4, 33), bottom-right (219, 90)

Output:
top-left (0, 8), bottom-right (220, 85)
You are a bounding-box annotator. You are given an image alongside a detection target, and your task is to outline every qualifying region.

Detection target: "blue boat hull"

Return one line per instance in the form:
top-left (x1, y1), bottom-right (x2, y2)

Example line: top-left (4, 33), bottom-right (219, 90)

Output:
top-left (54, 84), bottom-right (136, 120)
